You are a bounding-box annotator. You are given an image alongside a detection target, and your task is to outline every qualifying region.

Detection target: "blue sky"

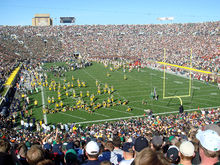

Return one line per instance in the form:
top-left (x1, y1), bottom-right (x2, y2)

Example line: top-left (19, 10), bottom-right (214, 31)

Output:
top-left (0, 0), bottom-right (219, 25)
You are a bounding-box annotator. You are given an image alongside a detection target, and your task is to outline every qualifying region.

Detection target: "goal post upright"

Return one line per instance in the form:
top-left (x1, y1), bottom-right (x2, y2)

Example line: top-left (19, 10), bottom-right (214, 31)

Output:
top-left (161, 48), bottom-right (193, 105)
top-left (163, 48), bottom-right (166, 99)
top-left (188, 48), bottom-right (192, 97)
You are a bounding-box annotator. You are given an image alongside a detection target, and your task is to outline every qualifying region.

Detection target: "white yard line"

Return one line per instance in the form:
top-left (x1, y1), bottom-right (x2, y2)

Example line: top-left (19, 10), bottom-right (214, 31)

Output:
top-left (41, 85), bottom-right (47, 124)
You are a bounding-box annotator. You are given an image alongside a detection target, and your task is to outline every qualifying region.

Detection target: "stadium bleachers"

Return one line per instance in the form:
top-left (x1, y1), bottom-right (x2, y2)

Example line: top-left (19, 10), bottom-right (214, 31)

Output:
top-left (0, 22), bottom-right (219, 165)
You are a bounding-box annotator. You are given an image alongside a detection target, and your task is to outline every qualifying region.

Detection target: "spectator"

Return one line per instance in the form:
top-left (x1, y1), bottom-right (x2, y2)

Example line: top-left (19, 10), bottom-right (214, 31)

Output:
top-left (166, 147), bottom-right (179, 165)
top-left (119, 142), bottom-right (134, 165)
top-left (196, 126), bottom-right (220, 165)
top-left (113, 136), bottom-right (123, 162)
top-left (134, 136), bottom-right (149, 155)
top-left (36, 159), bottom-right (54, 165)
top-left (26, 145), bottom-right (45, 165)
top-left (134, 148), bottom-right (170, 165)
top-left (178, 141), bottom-right (195, 165)
top-left (151, 135), bottom-right (163, 153)
top-left (64, 149), bottom-right (78, 165)
top-left (0, 139), bottom-right (15, 165)
top-left (82, 141), bottom-right (101, 165)
top-left (98, 141), bottom-right (119, 165)
top-left (17, 143), bottom-right (29, 165)
top-left (100, 160), bottom-right (111, 165)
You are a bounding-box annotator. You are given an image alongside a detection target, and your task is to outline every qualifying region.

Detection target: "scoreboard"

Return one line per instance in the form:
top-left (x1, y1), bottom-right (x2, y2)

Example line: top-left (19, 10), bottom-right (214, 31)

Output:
top-left (60, 17), bottom-right (75, 23)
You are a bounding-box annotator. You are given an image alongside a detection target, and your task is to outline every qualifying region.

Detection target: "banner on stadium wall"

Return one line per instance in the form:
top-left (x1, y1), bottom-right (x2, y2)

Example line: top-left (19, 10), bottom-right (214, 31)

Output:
top-left (5, 65), bottom-right (21, 87)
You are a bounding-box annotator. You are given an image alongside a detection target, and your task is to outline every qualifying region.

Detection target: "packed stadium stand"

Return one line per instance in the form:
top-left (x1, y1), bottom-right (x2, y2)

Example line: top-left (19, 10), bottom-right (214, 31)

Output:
top-left (0, 22), bottom-right (219, 165)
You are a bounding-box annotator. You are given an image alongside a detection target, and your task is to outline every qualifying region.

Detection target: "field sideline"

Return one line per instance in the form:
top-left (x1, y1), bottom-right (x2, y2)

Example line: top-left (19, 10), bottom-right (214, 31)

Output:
top-left (27, 62), bottom-right (220, 124)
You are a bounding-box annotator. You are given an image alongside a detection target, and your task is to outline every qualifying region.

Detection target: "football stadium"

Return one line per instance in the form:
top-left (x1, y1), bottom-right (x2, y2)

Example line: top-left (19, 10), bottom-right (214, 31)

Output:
top-left (0, 1), bottom-right (220, 165)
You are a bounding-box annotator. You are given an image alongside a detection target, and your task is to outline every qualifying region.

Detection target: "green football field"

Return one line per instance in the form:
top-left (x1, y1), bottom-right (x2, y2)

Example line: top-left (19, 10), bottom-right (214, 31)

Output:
top-left (27, 62), bottom-right (220, 125)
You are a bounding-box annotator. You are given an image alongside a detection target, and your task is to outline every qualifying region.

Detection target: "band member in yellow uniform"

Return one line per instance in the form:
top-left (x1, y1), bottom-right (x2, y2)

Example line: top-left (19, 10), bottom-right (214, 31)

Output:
top-left (107, 97), bottom-right (111, 103)
top-left (48, 96), bottom-right (51, 104)
top-left (34, 100), bottom-right (38, 106)
top-left (80, 91), bottom-right (83, 98)
top-left (90, 94), bottom-right (94, 102)
top-left (105, 83), bottom-right (108, 89)
top-left (108, 88), bottom-right (111, 95)
top-left (73, 90), bottom-right (76, 98)
top-left (78, 82), bottom-right (81, 88)
top-left (103, 87), bottom-right (107, 94)
top-left (87, 91), bottom-right (90, 97)
top-left (52, 97), bottom-right (54, 103)
top-left (82, 81), bottom-right (86, 87)
top-left (60, 101), bottom-right (63, 108)
top-left (111, 86), bottom-right (114, 93)
top-left (111, 95), bottom-right (114, 102)
top-left (66, 91), bottom-right (69, 97)
top-left (123, 100), bottom-right (128, 105)
top-left (103, 100), bottom-right (107, 108)
top-left (58, 94), bottom-right (61, 100)
top-left (56, 102), bottom-right (59, 108)
top-left (97, 86), bottom-right (101, 95)
top-left (127, 107), bottom-right (132, 112)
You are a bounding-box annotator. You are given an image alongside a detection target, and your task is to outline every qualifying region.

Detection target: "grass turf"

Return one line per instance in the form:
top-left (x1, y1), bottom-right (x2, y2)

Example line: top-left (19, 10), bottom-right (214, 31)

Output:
top-left (26, 62), bottom-right (220, 124)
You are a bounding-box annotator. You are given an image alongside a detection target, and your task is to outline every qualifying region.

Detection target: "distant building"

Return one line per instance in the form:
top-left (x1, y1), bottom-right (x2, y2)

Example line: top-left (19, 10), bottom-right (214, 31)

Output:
top-left (32, 14), bottom-right (53, 26)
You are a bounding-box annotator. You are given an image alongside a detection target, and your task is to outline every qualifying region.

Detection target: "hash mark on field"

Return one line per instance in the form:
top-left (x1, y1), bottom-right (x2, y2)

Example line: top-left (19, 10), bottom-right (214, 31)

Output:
top-left (150, 73), bottom-right (156, 76)
top-left (210, 93), bottom-right (217, 95)
top-left (160, 77), bottom-right (168, 79)
top-left (174, 81), bottom-right (183, 84)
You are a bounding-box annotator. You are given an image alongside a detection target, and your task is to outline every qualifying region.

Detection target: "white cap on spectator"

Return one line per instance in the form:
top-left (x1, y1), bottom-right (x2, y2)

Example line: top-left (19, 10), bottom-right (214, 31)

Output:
top-left (86, 141), bottom-right (100, 155)
top-left (179, 141), bottom-right (195, 157)
top-left (196, 129), bottom-right (220, 152)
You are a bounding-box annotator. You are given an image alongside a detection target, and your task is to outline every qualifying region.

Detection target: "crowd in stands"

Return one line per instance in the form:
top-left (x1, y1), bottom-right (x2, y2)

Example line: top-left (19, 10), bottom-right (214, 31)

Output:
top-left (1, 22), bottom-right (220, 79)
top-left (0, 107), bottom-right (219, 164)
top-left (0, 21), bottom-right (220, 164)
